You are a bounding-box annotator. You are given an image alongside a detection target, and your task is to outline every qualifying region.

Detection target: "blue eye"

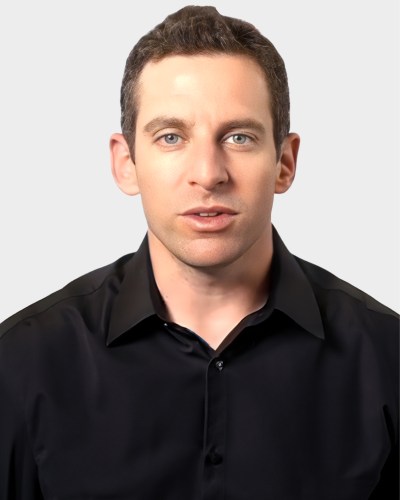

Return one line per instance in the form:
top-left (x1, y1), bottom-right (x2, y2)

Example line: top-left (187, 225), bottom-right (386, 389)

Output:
top-left (163, 134), bottom-right (180, 145)
top-left (225, 134), bottom-right (251, 145)
top-left (233, 134), bottom-right (247, 144)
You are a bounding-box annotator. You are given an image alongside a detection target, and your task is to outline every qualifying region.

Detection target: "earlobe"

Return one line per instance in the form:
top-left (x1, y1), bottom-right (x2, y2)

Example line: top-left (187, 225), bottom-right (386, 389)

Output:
top-left (275, 133), bottom-right (300, 194)
top-left (109, 133), bottom-right (140, 196)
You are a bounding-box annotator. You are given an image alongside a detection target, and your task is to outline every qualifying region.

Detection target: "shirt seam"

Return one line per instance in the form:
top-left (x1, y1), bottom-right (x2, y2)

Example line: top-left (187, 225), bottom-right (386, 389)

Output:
top-left (313, 283), bottom-right (398, 319)
top-left (0, 272), bottom-right (119, 343)
top-left (295, 258), bottom-right (398, 319)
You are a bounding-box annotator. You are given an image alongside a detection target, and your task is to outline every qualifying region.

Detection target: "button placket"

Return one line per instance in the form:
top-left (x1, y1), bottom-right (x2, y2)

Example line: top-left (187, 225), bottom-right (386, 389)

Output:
top-left (215, 359), bottom-right (224, 371)
top-left (202, 358), bottom-right (227, 499)
top-left (207, 448), bottom-right (223, 465)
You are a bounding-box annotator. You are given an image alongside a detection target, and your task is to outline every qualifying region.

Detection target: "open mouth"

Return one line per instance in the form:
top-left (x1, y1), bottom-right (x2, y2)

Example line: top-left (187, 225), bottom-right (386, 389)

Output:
top-left (181, 209), bottom-right (236, 232)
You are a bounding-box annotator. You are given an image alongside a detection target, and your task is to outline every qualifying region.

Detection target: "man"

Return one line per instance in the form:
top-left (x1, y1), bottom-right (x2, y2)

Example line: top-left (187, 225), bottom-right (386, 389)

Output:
top-left (0, 5), bottom-right (398, 499)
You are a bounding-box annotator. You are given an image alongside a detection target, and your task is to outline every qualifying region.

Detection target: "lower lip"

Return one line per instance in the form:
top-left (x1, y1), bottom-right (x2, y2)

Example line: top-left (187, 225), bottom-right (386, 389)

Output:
top-left (181, 213), bottom-right (236, 232)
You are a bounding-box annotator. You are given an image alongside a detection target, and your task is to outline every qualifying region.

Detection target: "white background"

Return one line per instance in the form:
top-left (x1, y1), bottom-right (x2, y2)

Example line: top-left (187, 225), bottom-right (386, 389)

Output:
top-left (0, 0), bottom-right (399, 322)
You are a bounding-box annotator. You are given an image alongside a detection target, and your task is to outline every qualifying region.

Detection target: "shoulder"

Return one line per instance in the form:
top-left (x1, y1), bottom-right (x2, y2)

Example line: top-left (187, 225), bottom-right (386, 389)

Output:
top-left (0, 253), bottom-right (134, 343)
top-left (295, 255), bottom-right (399, 353)
top-left (295, 256), bottom-right (398, 318)
top-left (0, 253), bottom-right (138, 415)
top-left (295, 255), bottom-right (398, 396)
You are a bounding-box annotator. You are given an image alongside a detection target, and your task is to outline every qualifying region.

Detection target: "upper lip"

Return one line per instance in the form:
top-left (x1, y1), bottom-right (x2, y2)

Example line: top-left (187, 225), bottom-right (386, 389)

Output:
top-left (182, 206), bottom-right (237, 215)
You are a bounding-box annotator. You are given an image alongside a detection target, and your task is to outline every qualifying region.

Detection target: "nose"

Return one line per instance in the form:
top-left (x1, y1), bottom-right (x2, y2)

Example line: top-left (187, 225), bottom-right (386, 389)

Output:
top-left (187, 140), bottom-right (229, 190)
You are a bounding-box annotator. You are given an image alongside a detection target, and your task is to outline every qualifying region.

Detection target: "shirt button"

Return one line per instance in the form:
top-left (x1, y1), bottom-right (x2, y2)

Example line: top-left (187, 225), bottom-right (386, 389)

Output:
top-left (215, 359), bottom-right (224, 371)
top-left (208, 449), bottom-right (223, 465)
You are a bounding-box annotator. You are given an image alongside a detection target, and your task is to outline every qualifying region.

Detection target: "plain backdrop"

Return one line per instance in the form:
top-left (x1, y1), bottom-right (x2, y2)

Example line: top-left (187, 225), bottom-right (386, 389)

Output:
top-left (0, 0), bottom-right (399, 322)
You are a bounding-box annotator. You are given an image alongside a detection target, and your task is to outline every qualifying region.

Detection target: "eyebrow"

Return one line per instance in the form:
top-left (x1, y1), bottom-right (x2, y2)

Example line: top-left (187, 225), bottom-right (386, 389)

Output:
top-left (220, 119), bottom-right (266, 136)
top-left (143, 116), bottom-right (267, 136)
top-left (143, 116), bottom-right (194, 134)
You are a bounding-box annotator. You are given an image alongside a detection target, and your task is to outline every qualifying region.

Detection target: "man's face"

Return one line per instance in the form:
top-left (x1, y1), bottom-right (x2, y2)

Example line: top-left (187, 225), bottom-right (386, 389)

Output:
top-left (120, 54), bottom-right (297, 270)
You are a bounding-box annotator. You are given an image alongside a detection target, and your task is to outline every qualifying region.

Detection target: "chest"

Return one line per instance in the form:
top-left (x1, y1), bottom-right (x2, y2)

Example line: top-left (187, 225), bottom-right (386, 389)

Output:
top-left (26, 327), bottom-right (389, 499)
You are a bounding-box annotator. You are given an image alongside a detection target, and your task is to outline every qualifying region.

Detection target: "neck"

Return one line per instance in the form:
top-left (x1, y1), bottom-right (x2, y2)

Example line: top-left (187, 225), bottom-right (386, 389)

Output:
top-left (148, 227), bottom-right (274, 349)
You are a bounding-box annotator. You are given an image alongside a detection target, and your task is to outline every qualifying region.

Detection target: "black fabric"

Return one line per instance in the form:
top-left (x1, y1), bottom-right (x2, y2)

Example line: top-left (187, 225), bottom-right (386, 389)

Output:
top-left (0, 228), bottom-right (398, 499)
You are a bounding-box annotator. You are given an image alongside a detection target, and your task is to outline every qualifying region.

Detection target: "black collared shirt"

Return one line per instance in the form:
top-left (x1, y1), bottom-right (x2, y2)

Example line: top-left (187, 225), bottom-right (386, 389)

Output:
top-left (0, 229), bottom-right (398, 499)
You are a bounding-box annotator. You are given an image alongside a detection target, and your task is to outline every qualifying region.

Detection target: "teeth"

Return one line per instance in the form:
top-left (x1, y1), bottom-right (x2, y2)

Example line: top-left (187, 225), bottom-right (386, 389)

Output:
top-left (198, 212), bottom-right (219, 217)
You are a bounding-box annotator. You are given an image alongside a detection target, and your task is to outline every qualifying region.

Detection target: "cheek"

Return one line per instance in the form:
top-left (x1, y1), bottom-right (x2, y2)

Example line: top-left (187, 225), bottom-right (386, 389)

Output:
top-left (135, 148), bottom-right (183, 191)
top-left (248, 181), bottom-right (277, 222)
top-left (138, 177), bottom-right (175, 224)
top-left (239, 164), bottom-right (277, 200)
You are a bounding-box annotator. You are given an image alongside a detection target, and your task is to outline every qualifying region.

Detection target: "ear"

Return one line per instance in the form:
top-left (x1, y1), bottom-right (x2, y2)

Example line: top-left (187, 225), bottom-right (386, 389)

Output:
top-left (109, 133), bottom-right (140, 195)
top-left (275, 133), bottom-right (300, 194)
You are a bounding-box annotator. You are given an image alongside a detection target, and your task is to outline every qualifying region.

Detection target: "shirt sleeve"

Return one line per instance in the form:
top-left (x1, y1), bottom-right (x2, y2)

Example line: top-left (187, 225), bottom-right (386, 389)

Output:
top-left (0, 351), bottom-right (44, 499)
top-left (368, 440), bottom-right (399, 499)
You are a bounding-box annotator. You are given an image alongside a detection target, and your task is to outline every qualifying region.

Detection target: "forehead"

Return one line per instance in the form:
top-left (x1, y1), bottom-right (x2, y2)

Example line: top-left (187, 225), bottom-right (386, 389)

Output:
top-left (135, 54), bottom-right (272, 126)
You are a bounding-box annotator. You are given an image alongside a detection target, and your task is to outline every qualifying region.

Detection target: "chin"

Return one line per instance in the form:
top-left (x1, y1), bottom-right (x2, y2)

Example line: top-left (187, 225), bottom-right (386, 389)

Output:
top-left (171, 239), bottom-right (246, 270)
top-left (180, 255), bottom-right (233, 270)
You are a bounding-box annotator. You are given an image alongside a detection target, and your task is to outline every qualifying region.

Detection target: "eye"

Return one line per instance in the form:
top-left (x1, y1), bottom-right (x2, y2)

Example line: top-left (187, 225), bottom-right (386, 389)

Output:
top-left (160, 133), bottom-right (181, 145)
top-left (225, 134), bottom-right (252, 145)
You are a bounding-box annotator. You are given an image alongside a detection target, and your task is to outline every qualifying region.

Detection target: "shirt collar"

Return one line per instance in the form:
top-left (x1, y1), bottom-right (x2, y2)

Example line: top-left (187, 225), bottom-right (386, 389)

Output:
top-left (107, 236), bottom-right (160, 346)
top-left (107, 227), bottom-right (325, 346)
top-left (269, 227), bottom-right (325, 340)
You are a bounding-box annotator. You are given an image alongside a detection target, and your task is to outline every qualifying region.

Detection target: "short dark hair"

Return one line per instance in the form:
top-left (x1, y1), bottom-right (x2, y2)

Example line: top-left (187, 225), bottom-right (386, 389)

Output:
top-left (120, 5), bottom-right (290, 154)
